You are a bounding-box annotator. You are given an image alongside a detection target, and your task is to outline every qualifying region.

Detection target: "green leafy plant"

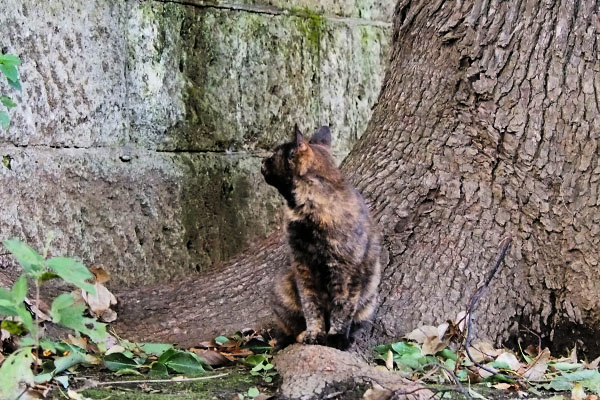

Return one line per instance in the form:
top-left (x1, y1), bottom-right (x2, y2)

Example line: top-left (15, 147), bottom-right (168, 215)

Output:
top-left (238, 386), bottom-right (261, 399)
top-left (0, 53), bottom-right (21, 130)
top-left (245, 354), bottom-right (277, 383)
top-left (0, 239), bottom-right (277, 399)
top-left (0, 237), bottom-right (105, 399)
top-left (375, 324), bottom-right (600, 399)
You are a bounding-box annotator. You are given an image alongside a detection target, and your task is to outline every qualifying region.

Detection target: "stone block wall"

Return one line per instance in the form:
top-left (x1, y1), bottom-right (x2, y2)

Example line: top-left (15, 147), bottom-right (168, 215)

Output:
top-left (0, 0), bottom-right (392, 285)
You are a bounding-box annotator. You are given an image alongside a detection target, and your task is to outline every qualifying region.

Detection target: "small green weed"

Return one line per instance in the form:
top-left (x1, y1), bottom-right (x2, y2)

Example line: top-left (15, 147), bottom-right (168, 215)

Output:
top-left (0, 52), bottom-right (22, 130)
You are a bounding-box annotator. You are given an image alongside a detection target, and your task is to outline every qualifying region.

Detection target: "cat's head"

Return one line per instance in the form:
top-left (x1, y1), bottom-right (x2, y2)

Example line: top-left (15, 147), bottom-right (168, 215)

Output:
top-left (261, 124), bottom-right (337, 205)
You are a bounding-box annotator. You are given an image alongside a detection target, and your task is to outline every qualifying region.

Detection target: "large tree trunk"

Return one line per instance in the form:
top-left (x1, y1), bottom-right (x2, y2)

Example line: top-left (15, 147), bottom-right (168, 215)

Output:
top-left (117, 0), bottom-right (600, 357)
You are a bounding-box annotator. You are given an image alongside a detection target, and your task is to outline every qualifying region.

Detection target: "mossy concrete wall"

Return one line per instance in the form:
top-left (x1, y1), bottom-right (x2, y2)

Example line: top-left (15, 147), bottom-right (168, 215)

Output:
top-left (0, 0), bottom-right (391, 285)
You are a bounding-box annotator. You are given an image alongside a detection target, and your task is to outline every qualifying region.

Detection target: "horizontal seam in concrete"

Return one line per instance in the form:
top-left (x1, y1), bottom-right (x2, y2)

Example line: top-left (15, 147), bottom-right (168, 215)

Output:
top-left (0, 143), bottom-right (270, 157)
top-left (150, 0), bottom-right (393, 28)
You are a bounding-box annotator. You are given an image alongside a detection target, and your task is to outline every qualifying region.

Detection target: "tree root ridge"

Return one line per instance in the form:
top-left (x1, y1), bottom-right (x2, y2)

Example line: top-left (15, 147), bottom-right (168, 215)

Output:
top-left (273, 344), bottom-right (432, 400)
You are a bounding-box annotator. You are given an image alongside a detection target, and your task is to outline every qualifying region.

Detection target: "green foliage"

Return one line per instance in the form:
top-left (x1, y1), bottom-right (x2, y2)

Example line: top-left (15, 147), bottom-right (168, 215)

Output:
top-left (0, 348), bottom-right (35, 400)
top-left (215, 335), bottom-right (229, 345)
top-left (102, 346), bottom-right (209, 378)
top-left (245, 354), bottom-right (277, 383)
top-left (47, 257), bottom-right (96, 294)
top-left (376, 341), bottom-right (437, 373)
top-left (0, 238), bottom-right (105, 399)
top-left (104, 352), bottom-right (139, 372)
top-left (140, 342), bottom-right (173, 356)
top-left (376, 338), bottom-right (600, 397)
top-left (162, 351), bottom-right (206, 375)
top-left (0, 237), bottom-right (276, 398)
top-left (50, 293), bottom-right (106, 343)
top-left (238, 386), bottom-right (261, 400)
top-left (0, 53), bottom-right (21, 130)
top-left (3, 239), bottom-right (45, 278)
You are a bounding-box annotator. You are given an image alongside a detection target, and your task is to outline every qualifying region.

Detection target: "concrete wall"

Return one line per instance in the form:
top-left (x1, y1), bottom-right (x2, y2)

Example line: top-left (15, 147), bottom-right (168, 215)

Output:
top-left (0, 0), bottom-right (392, 285)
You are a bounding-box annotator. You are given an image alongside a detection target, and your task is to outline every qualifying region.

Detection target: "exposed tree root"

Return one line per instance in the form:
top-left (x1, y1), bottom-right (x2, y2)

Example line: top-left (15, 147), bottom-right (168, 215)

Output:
top-left (273, 344), bottom-right (432, 400)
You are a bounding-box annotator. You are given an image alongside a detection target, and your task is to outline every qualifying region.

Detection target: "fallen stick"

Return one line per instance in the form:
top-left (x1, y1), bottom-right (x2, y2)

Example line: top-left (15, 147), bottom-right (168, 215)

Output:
top-left (95, 372), bottom-right (229, 385)
top-left (76, 372), bottom-right (229, 392)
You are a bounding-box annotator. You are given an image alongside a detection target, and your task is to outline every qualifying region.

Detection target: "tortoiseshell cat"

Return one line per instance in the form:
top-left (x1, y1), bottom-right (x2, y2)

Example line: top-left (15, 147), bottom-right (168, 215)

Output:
top-left (261, 124), bottom-right (381, 350)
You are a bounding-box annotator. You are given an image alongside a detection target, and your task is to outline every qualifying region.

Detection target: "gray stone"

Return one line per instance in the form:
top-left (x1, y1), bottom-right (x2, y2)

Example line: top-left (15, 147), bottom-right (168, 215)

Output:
top-left (128, 2), bottom-right (390, 160)
top-left (0, 0), bottom-right (391, 284)
top-left (0, 145), bottom-right (283, 285)
top-left (0, 0), bottom-right (129, 147)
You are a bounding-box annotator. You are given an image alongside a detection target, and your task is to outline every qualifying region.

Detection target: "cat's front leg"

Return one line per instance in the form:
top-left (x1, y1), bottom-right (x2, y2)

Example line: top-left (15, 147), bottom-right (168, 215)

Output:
top-left (327, 269), bottom-right (361, 350)
top-left (294, 263), bottom-right (327, 345)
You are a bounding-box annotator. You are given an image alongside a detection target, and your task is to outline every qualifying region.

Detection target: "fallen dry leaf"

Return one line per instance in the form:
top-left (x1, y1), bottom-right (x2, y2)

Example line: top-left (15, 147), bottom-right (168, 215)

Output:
top-left (524, 344), bottom-right (539, 357)
top-left (469, 341), bottom-right (501, 362)
top-left (422, 335), bottom-right (449, 356)
top-left (523, 348), bottom-right (550, 381)
top-left (496, 351), bottom-right (522, 371)
top-left (105, 345), bottom-right (126, 355)
top-left (89, 267), bottom-right (111, 284)
top-left (406, 322), bottom-right (450, 355)
top-left (25, 299), bottom-right (51, 322)
top-left (82, 282), bottom-right (117, 320)
top-left (192, 349), bottom-right (231, 367)
top-left (437, 322), bottom-right (449, 338)
top-left (65, 334), bottom-right (88, 350)
top-left (100, 308), bottom-right (118, 323)
top-left (222, 348), bottom-right (253, 357)
top-left (556, 346), bottom-right (578, 363)
top-left (454, 311), bottom-right (467, 332)
top-left (584, 355), bottom-right (600, 370)
top-left (492, 383), bottom-right (512, 390)
top-left (405, 325), bottom-right (438, 344)
top-left (363, 383), bottom-right (393, 400)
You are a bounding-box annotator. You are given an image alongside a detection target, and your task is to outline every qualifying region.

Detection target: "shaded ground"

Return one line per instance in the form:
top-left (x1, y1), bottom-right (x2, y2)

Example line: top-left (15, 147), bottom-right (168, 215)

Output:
top-left (50, 348), bottom-right (573, 400)
top-left (52, 366), bottom-right (278, 400)
top-left (70, 370), bottom-right (566, 400)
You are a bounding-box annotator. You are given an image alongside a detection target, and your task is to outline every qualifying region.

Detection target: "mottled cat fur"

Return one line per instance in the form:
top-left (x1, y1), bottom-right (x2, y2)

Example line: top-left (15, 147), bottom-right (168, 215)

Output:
top-left (261, 125), bottom-right (381, 350)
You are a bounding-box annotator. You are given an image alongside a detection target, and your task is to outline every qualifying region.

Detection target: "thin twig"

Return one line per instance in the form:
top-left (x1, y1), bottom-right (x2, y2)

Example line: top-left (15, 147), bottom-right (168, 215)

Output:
top-left (34, 280), bottom-right (40, 370)
top-left (417, 365), bottom-right (440, 383)
top-left (91, 372), bottom-right (229, 387)
top-left (464, 236), bottom-right (517, 381)
top-left (519, 326), bottom-right (542, 353)
top-left (15, 385), bottom-right (30, 400)
top-left (419, 362), bottom-right (471, 399)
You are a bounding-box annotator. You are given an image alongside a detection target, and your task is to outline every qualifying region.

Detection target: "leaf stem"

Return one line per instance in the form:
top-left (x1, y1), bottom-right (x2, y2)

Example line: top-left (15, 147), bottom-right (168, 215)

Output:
top-left (34, 279), bottom-right (40, 370)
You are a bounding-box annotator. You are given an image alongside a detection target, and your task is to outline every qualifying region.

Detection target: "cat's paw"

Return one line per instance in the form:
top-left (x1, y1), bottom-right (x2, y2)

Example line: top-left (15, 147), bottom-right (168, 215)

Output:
top-left (297, 330), bottom-right (327, 345)
top-left (326, 333), bottom-right (352, 350)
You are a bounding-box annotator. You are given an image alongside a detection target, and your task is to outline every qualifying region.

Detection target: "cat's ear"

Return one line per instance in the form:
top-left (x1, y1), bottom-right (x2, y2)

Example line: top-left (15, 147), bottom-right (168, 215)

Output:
top-left (293, 123), bottom-right (309, 152)
top-left (309, 126), bottom-right (331, 146)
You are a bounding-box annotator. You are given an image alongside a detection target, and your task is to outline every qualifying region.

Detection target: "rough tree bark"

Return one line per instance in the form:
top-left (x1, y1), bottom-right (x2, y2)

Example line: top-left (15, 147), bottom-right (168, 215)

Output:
top-left (117, 0), bottom-right (600, 358)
